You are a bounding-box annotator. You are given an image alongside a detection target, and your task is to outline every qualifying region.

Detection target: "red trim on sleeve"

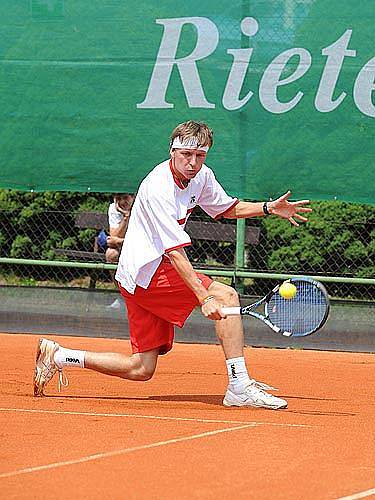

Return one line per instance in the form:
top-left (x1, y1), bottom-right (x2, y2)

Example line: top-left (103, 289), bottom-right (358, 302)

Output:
top-left (177, 208), bottom-right (194, 225)
top-left (165, 242), bottom-right (191, 253)
top-left (214, 199), bottom-right (240, 220)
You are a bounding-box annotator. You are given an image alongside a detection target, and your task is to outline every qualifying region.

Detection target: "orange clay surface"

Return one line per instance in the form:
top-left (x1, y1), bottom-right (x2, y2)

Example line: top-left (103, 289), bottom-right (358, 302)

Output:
top-left (0, 333), bottom-right (374, 500)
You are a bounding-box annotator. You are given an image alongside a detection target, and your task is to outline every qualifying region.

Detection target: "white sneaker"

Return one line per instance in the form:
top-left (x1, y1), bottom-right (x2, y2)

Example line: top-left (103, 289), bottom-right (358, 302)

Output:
top-left (223, 380), bottom-right (287, 410)
top-left (107, 298), bottom-right (123, 310)
top-left (33, 338), bottom-right (68, 396)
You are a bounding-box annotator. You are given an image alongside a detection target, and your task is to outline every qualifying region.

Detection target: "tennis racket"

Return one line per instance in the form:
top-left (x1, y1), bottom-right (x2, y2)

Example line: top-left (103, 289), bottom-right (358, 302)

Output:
top-left (222, 277), bottom-right (330, 337)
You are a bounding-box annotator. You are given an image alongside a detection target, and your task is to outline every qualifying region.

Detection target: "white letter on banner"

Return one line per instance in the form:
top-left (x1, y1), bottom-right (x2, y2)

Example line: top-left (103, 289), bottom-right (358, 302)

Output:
top-left (137, 17), bottom-right (218, 109)
top-left (222, 17), bottom-right (259, 111)
top-left (259, 48), bottom-right (312, 113)
top-left (353, 56), bottom-right (375, 117)
top-left (315, 30), bottom-right (356, 113)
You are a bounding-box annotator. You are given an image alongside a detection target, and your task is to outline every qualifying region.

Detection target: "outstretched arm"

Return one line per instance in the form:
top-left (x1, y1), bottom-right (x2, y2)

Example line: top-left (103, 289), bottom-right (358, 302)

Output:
top-left (224, 191), bottom-right (312, 227)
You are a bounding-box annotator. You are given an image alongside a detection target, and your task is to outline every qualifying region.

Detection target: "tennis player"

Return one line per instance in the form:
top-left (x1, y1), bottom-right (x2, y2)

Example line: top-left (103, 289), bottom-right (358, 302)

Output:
top-left (34, 120), bottom-right (311, 409)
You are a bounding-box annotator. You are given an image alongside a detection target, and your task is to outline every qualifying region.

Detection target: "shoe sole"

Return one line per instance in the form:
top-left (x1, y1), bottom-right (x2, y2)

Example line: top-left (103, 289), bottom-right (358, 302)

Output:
top-left (33, 339), bottom-right (43, 397)
top-left (33, 339), bottom-right (57, 397)
top-left (223, 398), bottom-right (287, 410)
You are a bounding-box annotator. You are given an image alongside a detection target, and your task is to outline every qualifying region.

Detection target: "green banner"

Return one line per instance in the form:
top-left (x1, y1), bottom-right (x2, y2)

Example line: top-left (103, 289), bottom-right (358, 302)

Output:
top-left (0, 1), bottom-right (374, 203)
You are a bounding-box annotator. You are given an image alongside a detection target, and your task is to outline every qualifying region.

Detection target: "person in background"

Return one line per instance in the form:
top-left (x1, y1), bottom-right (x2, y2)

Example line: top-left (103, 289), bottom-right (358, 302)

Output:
top-left (105, 193), bottom-right (134, 264)
top-left (105, 193), bottom-right (134, 309)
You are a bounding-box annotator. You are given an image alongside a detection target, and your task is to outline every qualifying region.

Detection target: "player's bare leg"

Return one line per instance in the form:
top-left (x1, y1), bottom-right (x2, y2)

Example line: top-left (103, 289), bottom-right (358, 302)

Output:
top-left (84, 349), bottom-right (159, 381)
top-left (207, 281), bottom-right (287, 409)
top-left (34, 339), bottom-right (159, 396)
top-left (206, 281), bottom-right (245, 359)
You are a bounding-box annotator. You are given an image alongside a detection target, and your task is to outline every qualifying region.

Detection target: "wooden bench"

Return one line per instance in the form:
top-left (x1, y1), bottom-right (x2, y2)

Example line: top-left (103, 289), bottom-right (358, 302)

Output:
top-left (185, 220), bottom-right (260, 245)
top-left (53, 212), bottom-right (110, 287)
top-left (54, 212), bottom-right (110, 264)
top-left (54, 211), bottom-right (261, 286)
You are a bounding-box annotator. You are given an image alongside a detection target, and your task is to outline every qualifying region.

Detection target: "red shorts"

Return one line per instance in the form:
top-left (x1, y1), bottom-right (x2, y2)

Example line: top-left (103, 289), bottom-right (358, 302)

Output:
top-left (118, 260), bottom-right (212, 355)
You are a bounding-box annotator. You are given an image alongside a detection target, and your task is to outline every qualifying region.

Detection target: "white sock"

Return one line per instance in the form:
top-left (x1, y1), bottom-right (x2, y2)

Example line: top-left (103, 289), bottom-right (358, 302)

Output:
top-left (54, 347), bottom-right (86, 369)
top-left (226, 357), bottom-right (251, 393)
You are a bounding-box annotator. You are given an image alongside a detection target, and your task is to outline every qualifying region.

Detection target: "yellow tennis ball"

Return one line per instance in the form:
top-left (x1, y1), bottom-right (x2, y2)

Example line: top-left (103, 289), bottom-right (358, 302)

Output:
top-left (279, 282), bottom-right (297, 299)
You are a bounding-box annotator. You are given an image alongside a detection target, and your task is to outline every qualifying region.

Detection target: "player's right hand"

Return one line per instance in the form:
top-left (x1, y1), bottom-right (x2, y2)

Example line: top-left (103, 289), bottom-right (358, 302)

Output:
top-left (201, 299), bottom-right (227, 321)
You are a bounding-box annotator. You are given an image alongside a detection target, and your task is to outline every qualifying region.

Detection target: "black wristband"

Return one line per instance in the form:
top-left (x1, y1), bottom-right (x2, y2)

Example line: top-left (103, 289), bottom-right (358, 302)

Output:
top-left (263, 202), bottom-right (271, 216)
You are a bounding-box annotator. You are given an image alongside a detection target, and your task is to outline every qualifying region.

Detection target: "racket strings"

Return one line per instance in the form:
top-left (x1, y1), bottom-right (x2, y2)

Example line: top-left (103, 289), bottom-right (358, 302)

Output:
top-left (267, 281), bottom-right (328, 336)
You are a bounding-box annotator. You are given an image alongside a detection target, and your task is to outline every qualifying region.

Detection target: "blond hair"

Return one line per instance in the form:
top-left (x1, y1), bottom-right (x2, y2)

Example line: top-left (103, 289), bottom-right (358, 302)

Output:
top-left (170, 120), bottom-right (213, 149)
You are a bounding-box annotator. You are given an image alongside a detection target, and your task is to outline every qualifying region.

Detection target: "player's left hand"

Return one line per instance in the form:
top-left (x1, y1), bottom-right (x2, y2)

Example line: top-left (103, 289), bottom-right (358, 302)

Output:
top-left (268, 191), bottom-right (312, 226)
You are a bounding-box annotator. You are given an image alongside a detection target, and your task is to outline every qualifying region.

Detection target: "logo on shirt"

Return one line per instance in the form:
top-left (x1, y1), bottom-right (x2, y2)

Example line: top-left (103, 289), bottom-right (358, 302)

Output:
top-left (190, 195), bottom-right (196, 204)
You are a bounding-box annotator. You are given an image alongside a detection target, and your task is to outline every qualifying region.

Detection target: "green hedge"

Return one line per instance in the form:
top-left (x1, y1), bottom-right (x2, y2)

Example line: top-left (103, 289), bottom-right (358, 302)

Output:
top-left (262, 201), bottom-right (375, 278)
top-left (0, 190), bottom-right (110, 282)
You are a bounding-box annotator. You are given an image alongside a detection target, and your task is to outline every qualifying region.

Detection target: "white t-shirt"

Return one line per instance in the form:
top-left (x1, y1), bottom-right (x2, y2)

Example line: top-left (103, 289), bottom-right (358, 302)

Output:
top-left (115, 160), bottom-right (238, 293)
top-left (108, 202), bottom-right (124, 228)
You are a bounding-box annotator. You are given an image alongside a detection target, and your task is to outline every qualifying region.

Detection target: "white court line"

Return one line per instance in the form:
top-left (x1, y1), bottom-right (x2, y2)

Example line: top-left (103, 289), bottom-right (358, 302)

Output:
top-left (336, 488), bottom-right (375, 500)
top-left (0, 423), bottom-right (254, 479)
top-left (0, 407), bottom-right (310, 428)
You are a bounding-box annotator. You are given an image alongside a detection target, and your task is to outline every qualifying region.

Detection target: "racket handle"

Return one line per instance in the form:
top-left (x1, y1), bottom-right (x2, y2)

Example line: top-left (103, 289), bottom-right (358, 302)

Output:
top-left (221, 306), bottom-right (241, 316)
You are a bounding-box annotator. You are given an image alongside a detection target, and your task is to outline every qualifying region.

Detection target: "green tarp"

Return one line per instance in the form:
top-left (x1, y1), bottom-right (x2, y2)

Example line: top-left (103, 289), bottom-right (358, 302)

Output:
top-left (0, 1), bottom-right (374, 203)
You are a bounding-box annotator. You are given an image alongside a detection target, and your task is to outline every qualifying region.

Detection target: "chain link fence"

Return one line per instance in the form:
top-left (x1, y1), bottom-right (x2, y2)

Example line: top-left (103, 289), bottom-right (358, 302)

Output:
top-left (0, 190), bottom-right (374, 300)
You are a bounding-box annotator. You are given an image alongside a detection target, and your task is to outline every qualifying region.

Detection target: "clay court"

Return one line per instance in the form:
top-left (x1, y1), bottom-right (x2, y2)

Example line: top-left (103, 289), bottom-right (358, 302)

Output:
top-left (1, 333), bottom-right (374, 500)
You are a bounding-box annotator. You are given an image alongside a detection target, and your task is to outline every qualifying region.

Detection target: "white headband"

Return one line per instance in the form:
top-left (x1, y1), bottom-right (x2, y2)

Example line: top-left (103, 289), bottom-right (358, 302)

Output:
top-left (171, 136), bottom-right (209, 152)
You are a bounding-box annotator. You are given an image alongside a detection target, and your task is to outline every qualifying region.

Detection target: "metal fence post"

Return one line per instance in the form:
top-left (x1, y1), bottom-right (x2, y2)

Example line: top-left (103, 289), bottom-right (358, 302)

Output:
top-left (235, 217), bottom-right (246, 294)
top-left (235, 0), bottom-right (250, 296)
